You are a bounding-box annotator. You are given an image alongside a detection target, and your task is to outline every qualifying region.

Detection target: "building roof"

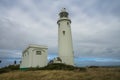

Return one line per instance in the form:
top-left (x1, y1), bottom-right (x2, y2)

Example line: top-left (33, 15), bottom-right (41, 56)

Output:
top-left (23, 44), bottom-right (48, 53)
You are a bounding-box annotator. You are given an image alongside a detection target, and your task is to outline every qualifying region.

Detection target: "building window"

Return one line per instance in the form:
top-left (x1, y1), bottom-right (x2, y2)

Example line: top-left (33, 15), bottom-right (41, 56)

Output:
top-left (36, 51), bottom-right (42, 55)
top-left (63, 31), bottom-right (65, 35)
top-left (58, 23), bottom-right (60, 28)
top-left (67, 22), bottom-right (69, 25)
top-left (58, 23), bottom-right (60, 26)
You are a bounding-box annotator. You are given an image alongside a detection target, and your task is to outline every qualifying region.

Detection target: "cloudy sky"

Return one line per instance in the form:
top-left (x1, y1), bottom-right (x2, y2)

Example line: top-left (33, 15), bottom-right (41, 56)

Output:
top-left (0, 0), bottom-right (120, 67)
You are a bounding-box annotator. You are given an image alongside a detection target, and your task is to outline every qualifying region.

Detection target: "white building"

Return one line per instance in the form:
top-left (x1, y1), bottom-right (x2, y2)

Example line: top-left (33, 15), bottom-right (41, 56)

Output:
top-left (57, 8), bottom-right (74, 65)
top-left (20, 44), bottom-right (48, 69)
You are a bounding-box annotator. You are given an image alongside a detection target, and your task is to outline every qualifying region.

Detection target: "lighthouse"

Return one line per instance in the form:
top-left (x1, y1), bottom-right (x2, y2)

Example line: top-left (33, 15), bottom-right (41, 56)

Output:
top-left (57, 8), bottom-right (74, 65)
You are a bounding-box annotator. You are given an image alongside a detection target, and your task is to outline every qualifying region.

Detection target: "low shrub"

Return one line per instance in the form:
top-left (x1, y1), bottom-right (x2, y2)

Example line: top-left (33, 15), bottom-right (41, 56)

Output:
top-left (28, 63), bottom-right (87, 72)
top-left (0, 65), bottom-right (19, 74)
top-left (88, 66), bottom-right (99, 68)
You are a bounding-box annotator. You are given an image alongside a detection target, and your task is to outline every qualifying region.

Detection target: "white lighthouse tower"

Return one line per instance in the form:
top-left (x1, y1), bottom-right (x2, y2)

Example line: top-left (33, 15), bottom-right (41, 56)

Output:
top-left (57, 8), bottom-right (74, 65)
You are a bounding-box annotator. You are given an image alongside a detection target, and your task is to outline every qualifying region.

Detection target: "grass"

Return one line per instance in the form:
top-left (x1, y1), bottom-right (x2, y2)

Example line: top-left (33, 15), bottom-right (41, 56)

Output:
top-left (0, 67), bottom-right (120, 80)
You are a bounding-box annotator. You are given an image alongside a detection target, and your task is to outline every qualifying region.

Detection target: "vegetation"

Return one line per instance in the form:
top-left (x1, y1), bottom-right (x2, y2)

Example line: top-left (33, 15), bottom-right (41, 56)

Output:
top-left (28, 63), bottom-right (87, 71)
top-left (0, 67), bottom-right (120, 80)
top-left (0, 64), bottom-right (120, 80)
top-left (0, 65), bottom-right (19, 74)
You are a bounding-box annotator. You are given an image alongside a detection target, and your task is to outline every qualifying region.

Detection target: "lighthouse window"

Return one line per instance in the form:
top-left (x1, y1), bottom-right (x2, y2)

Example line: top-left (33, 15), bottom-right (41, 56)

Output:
top-left (67, 22), bottom-right (69, 25)
top-left (63, 31), bottom-right (65, 35)
top-left (60, 12), bottom-right (68, 18)
top-left (36, 51), bottom-right (41, 55)
top-left (58, 23), bottom-right (60, 28)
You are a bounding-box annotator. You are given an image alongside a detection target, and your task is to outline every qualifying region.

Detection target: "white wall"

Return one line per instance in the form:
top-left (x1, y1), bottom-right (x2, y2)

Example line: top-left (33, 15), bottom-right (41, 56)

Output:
top-left (20, 45), bottom-right (48, 68)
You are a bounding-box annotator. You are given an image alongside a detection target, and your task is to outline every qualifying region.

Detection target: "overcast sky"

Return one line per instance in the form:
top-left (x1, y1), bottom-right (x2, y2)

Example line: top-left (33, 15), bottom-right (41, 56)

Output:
top-left (0, 0), bottom-right (120, 67)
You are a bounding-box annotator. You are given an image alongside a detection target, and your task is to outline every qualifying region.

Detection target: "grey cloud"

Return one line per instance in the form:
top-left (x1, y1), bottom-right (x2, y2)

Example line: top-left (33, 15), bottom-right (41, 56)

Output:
top-left (0, 0), bottom-right (120, 66)
top-left (74, 46), bottom-right (120, 59)
top-left (94, 0), bottom-right (120, 17)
